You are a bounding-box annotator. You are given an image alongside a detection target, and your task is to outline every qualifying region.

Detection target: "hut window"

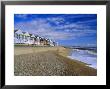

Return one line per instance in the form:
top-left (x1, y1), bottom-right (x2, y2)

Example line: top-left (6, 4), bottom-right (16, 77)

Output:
top-left (15, 33), bottom-right (17, 38)
top-left (22, 35), bottom-right (24, 39)
top-left (18, 35), bottom-right (20, 39)
top-left (16, 34), bottom-right (19, 39)
top-left (20, 35), bottom-right (21, 39)
top-left (25, 36), bottom-right (27, 40)
top-left (14, 34), bottom-right (16, 37)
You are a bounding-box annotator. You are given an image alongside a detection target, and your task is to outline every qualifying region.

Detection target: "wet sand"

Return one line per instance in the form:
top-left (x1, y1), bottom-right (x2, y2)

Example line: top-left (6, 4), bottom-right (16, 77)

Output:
top-left (14, 46), bottom-right (97, 76)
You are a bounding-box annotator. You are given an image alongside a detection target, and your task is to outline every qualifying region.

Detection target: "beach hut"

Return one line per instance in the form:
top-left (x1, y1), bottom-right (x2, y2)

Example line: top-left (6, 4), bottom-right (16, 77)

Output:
top-left (14, 29), bottom-right (23, 44)
top-left (22, 32), bottom-right (30, 44)
top-left (29, 34), bottom-right (35, 45)
top-left (14, 29), bottom-right (57, 46)
top-left (45, 38), bottom-right (49, 46)
top-left (49, 39), bottom-right (54, 46)
top-left (39, 37), bottom-right (44, 46)
top-left (42, 38), bottom-right (47, 45)
top-left (35, 35), bottom-right (40, 45)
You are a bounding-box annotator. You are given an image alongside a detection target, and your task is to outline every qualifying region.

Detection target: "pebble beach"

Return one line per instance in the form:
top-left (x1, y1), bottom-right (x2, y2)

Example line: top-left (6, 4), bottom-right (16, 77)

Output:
top-left (14, 46), bottom-right (97, 76)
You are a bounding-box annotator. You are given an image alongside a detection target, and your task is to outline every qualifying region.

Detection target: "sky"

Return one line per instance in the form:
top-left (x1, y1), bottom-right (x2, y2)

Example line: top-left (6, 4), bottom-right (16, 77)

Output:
top-left (14, 14), bottom-right (97, 47)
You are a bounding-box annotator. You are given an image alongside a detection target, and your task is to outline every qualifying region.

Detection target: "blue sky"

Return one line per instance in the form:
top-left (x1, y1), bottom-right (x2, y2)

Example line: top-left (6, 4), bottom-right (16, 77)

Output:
top-left (14, 14), bottom-right (97, 47)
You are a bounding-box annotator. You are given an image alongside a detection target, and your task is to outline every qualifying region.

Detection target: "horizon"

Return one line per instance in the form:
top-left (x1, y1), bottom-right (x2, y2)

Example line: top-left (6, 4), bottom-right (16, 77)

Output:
top-left (14, 14), bottom-right (97, 47)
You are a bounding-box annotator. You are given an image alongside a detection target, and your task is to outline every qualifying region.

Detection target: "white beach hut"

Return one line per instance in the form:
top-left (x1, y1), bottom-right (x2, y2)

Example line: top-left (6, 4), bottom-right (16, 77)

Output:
top-left (14, 29), bottom-right (57, 46)
top-left (29, 34), bottom-right (35, 45)
top-left (49, 39), bottom-right (54, 46)
top-left (14, 29), bottom-right (23, 44)
top-left (35, 35), bottom-right (40, 45)
top-left (23, 32), bottom-right (30, 44)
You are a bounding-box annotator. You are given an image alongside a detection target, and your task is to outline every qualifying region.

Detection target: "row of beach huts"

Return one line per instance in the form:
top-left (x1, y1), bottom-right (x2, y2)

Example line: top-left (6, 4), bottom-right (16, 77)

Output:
top-left (14, 29), bottom-right (58, 46)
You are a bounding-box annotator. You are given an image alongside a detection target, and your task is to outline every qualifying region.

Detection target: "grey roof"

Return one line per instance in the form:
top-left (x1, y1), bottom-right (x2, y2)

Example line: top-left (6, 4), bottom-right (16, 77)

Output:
top-left (22, 32), bottom-right (26, 34)
top-left (14, 30), bottom-right (18, 33)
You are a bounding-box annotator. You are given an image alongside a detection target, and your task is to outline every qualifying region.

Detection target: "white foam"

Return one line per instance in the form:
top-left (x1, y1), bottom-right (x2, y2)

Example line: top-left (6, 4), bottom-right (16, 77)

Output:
top-left (68, 49), bottom-right (97, 69)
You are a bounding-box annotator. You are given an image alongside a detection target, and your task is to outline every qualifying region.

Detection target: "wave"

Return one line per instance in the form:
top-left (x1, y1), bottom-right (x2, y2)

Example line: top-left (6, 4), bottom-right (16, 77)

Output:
top-left (68, 49), bottom-right (97, 69)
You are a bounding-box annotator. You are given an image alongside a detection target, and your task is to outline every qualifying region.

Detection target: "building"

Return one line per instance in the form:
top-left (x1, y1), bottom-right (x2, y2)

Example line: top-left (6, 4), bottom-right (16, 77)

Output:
top-left (14, 29), bottom-right (58, 46)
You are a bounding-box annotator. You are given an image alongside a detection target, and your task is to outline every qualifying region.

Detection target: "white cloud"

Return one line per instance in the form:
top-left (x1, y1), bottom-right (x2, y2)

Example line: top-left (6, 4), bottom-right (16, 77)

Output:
top-left (47, 17), bottom-right (65, 25)
top-left (76, 19), bottom-right (97, 24)
top-left (15, 16), bottom-right (96, 41)
top-left (15, 14), bottom-right (28, 19)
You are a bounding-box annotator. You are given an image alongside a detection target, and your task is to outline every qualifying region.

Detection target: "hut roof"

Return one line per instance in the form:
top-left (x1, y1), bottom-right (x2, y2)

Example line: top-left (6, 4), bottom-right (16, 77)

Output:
top-left (22, 32), bottom-right (26, 34)
top-left (14, 29), bottom-right (23, 35)
top-left (30, 34), bottom-right (35, 38)
top-left (23, 32), bottom-right (30, 36)
top-left (35, 35), bottom-right (39, 38)
top-left (14, 29), bottom-right (18, 33)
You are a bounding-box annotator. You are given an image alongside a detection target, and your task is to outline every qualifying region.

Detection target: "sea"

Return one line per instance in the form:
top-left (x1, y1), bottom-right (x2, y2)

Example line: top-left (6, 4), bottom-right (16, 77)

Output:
top-left (68, 47), bottom-right (97, 69)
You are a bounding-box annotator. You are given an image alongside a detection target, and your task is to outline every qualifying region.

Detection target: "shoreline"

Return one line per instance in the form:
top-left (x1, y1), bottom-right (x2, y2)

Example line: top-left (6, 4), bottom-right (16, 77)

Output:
top-left (14, 46), bottom-right (97, 76)
top-left (67, 48), bottom-right (97, 69)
